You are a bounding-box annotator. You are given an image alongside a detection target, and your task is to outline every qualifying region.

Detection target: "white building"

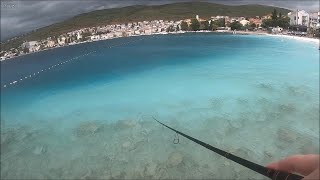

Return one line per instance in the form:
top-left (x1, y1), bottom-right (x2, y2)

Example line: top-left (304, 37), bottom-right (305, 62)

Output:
top-left (239, 19), bottom-right (250, 26)
top-left (288, 10), bottom-right (310, 27)
top-left (272, 26), bottom-right (283, 33)
top-left (46, 40), bottom-right (55, 48)
top-left (58, 36), bottom-right (66, 46)
top-left (21, 41), bottom-right (40, 52)
top-left (76, 31), bottom-right (82, 40)
top-left (309, 12), bottom-right (320, 29)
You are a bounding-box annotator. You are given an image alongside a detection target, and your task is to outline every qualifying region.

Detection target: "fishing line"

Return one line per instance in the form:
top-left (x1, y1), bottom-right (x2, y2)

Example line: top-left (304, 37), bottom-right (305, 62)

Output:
top-left (153, 116), bottom-right (303, 180)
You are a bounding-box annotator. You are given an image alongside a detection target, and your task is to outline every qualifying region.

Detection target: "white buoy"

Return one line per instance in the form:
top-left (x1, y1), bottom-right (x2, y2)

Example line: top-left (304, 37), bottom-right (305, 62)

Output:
top-left (3, 85), bottom-right (6, 88)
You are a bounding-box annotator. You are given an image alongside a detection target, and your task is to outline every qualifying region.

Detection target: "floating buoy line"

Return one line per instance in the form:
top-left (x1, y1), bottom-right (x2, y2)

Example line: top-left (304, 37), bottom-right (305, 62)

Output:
top-left (1, 36), bottom-right (153, 89)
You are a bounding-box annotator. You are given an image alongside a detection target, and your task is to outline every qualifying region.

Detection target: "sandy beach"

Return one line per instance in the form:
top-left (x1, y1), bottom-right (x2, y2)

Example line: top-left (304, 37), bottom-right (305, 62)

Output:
top-left (266, 34), bottom-right (320, 44)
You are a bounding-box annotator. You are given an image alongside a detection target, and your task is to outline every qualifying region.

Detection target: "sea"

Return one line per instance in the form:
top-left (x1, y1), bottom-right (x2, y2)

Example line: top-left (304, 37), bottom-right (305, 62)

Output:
top-left (1, 33), bottom-right (319, 179)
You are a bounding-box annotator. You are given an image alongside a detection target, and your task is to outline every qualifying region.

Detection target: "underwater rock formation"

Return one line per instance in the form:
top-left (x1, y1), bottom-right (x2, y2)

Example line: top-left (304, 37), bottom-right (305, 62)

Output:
top-left (74, 121), bottom-right (101, 137)
top-left (167, 152), bottom-right (184, 167)
top-left (32, 145), bottom-right (47, 155)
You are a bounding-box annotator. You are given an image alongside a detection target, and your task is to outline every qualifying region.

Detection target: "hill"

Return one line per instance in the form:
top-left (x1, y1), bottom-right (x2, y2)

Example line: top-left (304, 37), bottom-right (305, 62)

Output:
top-left (1, 2), bottom-right (290, 51)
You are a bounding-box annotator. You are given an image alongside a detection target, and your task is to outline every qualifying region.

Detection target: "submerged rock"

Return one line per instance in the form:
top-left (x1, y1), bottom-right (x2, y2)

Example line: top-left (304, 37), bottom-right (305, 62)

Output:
top-left (277, 128), bottom-right (298, 143)
top-left (167, 152), bottom-right (184, 167)
top-left (111, 170), bottom-right (126, 179)
top-left (75, 122), bottom-right (101, 137)
top-left (122, 139), bottom-right (145, 152)
top-left (122, 141), bottom-right (132, 149)
top-left (117, 119), bottom-right (140, 129)
top-left (33, 145), bottom-right (47, 155)
top-left (258, 83), bottom-right (274, 91)
top-left (143, 162), bottom-right (157, 177)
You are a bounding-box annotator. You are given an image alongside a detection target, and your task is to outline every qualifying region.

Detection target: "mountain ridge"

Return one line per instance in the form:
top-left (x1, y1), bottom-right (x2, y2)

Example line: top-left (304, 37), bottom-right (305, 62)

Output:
top-left (1, 2), bottom-right (290, 51)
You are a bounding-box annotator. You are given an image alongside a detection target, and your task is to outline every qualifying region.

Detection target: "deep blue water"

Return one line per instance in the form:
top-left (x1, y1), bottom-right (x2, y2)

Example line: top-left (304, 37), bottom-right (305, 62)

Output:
top-left (1, 33), bottom-right (319, 179)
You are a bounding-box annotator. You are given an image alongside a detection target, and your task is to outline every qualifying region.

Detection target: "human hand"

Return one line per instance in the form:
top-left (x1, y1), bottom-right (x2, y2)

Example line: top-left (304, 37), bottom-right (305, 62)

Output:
top-left (267, 154), bottom-right (319, 180)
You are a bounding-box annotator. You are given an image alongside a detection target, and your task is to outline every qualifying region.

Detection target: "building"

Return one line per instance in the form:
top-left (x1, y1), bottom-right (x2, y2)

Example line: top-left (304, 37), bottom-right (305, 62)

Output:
top-left (272, 26), bottom-right (283, 33)
top-left (21, 41), bottom-right (40, 52)
top-left (239, 19), bottom-right (250, 26)
top-left (57, 36), bottom-right (66, 46)
top-left (309, 12), bottom-right (320, 29)
top-left (46, 40), bottom-right (55, 48)
top-left (76, 31), bottom-right (82, 40)
top-left (249, 18), bottom-right (262, 27)
top-left (288, 10), bottom-right (310, 27)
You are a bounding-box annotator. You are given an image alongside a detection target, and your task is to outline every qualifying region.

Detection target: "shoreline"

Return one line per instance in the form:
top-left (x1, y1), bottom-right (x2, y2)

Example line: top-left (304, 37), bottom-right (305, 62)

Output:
top-left (1, 31), bottom-right (319, 62)
top-left (265, 34), bottom-right (320, 44)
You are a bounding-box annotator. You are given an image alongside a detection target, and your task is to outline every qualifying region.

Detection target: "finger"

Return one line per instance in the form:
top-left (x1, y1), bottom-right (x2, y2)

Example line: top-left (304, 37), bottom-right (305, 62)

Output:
top-left (267, 154), bottom-right (320, 176)
top-left (303, 168), bottom-right (319, 180)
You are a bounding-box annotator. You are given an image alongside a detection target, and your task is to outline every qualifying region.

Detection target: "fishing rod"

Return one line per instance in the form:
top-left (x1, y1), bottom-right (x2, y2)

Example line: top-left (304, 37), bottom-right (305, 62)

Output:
top-left (153, 117), bottom-right (304, 180)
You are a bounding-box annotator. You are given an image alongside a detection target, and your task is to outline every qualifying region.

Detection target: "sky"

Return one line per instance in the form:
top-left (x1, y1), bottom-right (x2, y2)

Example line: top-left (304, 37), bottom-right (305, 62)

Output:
top-left (1, 0), bottom-right (319, 41)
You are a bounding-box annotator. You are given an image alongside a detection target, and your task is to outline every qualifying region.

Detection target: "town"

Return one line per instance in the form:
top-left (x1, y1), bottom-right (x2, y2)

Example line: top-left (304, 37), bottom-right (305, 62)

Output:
top-left (1, 9), bottom-right (319, 61)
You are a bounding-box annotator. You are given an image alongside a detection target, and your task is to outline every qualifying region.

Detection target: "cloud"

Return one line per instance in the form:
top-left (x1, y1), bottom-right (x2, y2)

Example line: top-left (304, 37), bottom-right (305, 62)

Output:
top-left (1, 0), bottom-right (319, 41)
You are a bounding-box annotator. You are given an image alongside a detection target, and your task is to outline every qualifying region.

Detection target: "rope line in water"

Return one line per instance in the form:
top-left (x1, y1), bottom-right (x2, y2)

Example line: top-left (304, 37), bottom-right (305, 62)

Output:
top-left (1, 36), bottom-right (152, 89)
top-left (153, 117), bottom-right (304, 180)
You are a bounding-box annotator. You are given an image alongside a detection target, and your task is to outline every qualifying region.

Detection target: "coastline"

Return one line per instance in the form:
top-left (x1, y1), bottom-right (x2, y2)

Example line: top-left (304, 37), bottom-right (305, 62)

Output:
top-left (0, 32), bottom-right (185, 62)
top-left (1, 31), bottom-right (319, 62)
top-left (265, 34), bottom-right (320, 44)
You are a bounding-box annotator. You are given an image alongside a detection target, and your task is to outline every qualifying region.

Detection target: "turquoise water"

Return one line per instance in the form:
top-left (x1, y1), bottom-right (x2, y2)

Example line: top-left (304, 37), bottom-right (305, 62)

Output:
top-left (1, 33), bottom-right (319, 179)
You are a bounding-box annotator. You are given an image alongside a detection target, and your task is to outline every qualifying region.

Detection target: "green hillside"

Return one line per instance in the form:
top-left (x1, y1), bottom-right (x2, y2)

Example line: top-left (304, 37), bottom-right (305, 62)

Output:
top-left (1, 2), bottom-right (290, 51)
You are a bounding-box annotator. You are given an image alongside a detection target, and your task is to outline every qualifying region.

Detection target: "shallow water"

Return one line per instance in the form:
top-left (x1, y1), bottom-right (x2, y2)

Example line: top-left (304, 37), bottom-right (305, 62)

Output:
top-left (1, 33), bottom-right (319, 179)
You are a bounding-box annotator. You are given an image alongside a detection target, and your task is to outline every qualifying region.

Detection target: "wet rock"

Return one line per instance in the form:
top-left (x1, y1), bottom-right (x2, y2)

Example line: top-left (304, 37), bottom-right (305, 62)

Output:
top-left (167, 152), bottom-right (184, 167)
top-left (277, 128), bottom-right (298, 143)
top-left (111, 170), bottom-right (126, 179)
top-left (118, 119), bottom-right (139, 129)
top-left (258, 83), bottom-right (274, 91)
top-left (122, 141), bottom-right (132, 149)
top-left (210, 98), bottom-right (224, 110)
top-left (154, 166), bottom-right (168, 179)
top-left (122, 139), bottom-right (145, 152)
top-left (143, 162), bottom-right (157, 177)
top-left (278, 104), bottom-right (296, 114)
top-left (227, 119), bottom-right (243, 129)
top-left (75, 122), bottom-right (100, 137)
top-left (33, 145), bottom-right (47, 155)
top-left (286, 85), bottom-right (305, 96)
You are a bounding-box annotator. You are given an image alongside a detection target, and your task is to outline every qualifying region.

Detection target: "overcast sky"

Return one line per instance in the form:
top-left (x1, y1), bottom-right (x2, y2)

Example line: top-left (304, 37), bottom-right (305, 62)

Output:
top-left (1, 0), bottom-right (319, 41)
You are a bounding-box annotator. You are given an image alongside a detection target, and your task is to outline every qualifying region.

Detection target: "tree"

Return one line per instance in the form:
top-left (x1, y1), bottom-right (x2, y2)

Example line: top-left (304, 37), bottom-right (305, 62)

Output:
top-left (271, 9), bottom-right (278, 21)
top-left (212, 18), bottom-right (225, 27)
top-left (261, 14), bottom-right (290, 28)
top-left (180, 21), bottom-right (188, 31)
top-left (261, 19), bottom-right (273, 28)
top-left (200, 20), bottom-right (209, 30)
top-left (176, 25), bottom-right (180, 31)
top-left (250, 23), bottom-right (257, 28)
top-left (166, 25), bottom-right (175, 32)
top-left (230, 21), bottom-right (243, 30)
top-left (211, 24), bottom-right (218, 31)
top-left (190, 18), bottom-right (200, 31)
top-left (23, 47), bottom-right (29, 53)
